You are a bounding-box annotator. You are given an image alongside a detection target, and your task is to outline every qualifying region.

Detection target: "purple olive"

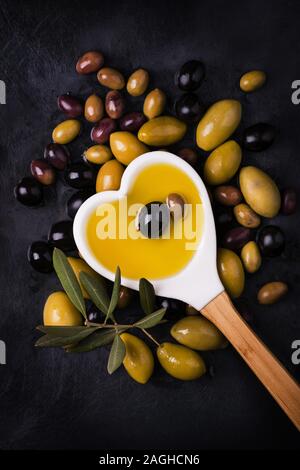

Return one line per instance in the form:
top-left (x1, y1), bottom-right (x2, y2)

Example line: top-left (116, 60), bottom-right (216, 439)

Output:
top-left (65, 163), bottom-right (95, 189)
top-left (28, 241), bottom-right (53, 273)
top-left (222, 227), bottom-right (252, 251)
top-left (281, 188), bottom-right (297, 215)
top-left (67, 189), bottom-right (93, 219)
top-left (57, 94), bottom-right (83, 118)
top-left (14, 177), bottom-right (43, 206)
top-left (30, 159), bottom-right (56, 185)
top-left (91, 118), bottom-right (117, 144)
top-left (177, 147), bottom-right (198, 167)
top-left (105, 90), bottom-right (125, 119)
top-left (48, 220), bottom-right (76, 251)
top-left (44, 143), bottom-right (69, 170)
top-left (119, 112), bottom-right (146, 133)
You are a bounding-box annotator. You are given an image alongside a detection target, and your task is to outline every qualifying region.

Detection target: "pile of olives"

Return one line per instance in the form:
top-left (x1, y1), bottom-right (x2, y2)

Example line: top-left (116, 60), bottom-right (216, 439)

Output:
top-left (15, 49), bottom-right (297, 383)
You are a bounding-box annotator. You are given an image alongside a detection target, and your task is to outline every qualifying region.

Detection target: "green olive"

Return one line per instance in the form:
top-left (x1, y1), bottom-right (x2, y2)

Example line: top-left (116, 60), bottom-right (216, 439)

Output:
top-left (138, 116), bottom-right (187, 146)
top-left (96, 159), bottom-right (125, 192)
top-left (239, 166), bottom-right (281, 218)
top-left (52, 119), bottom-right (81, 144)
top-left (196, 99), bottom-right (242, 151)
top-left (241, 241), bottom-right (262, 273)
top-left (67, 257), bottom-right (102, 299)
top-left (204, 140), bottom-right (242, 185)
top-left (121, 333), bottom-right (154, 384)
top-left (233, 203), bottom-right (261, 228)
top-left (43, 291), bottom-right (83, 326)
top-left (171, 316), bottom-right (228, 351)
top-left (84, 145), bottom-right (112, 164)
top-left (143, 88), bottom-right (166, 119)
top-left (240, 70), bottom-right (266, 92)
top-left (217, 248), bottom-right (245, 298)
top-left (157, 342), bottom-right (206, 381)
top-left (257, 281), bottom-right (288, 305)
top-left (110, 131), bottom-right (148, 165)
top-left (127, 68), bottom-right (149, 96)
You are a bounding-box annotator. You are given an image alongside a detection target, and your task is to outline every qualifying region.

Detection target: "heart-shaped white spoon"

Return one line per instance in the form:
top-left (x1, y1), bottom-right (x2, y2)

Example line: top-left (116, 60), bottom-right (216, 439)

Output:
top-left (74, 151), bottom-right (300, 430)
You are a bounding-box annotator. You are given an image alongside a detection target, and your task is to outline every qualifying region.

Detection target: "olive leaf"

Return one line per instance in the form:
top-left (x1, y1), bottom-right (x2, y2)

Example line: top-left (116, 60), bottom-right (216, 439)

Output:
top-left (79, 272), bottom-right (110, 315)
top-left (35, 327), bottom-right (98, 348)
top-left (105, 266), bottom-right (121, 323)
top-left (36, 326), bottom-right (89, 337)
top-left (66, 328), bottom-right (118, 353)
top-left (134, 307), bottom-right (167, 329)
top-left (139, 278), bottom-right (155, 315)
top-left (107, 334), bottom-right (126, 375)
top-left (53, 248), bottom-right (86, 319)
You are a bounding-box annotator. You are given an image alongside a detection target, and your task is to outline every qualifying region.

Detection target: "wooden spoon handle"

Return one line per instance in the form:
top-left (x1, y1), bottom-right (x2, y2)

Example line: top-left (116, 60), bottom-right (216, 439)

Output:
top-left (201, 291), bottom-right (300, 431)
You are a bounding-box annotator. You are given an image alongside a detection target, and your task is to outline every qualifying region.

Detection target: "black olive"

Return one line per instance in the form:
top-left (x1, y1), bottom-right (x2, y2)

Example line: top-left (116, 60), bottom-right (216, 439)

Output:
top-left (44, 143), bottom-right (69, 170)
top-left (48, 220), bottom-right (76, 251)
top-left (14, 177), bottom-right (43, 206)
top-left (242, 123), bottom-right (276, 151)
top-left (67, 190), bottom-right (93, 219)
top-left (175, 60), bottom-right (205, 91)
top-left (281, 188), bottom-right (297, 215)
top-left (175, 93), bottom-right (204, 123)
top-left (87, 304), bottom-right (104, 323)
top-left (65, 163), bottom-right (95, 189)
top-left (214, 206), bottom-right (234, 235)
top-left (156, 297), bottom-right (185, 315)
top-left (27, 241), bottom-right (53, 273)
top-left (137, 201), bottom-right (170, 238)
top-left (222, 227), bottom-right (252, 251)
top-left (257, 225), bottom-right (285, 257)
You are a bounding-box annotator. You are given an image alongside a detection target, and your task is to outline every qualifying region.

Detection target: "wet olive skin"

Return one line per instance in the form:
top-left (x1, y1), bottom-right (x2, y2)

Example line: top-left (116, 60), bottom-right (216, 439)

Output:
top-left (177, 147), bottom-right (198, 166)
top-left (84, 145), bottom-right (112, 165)
top-left (97, 67), bottom-right (125, 90)
top-left (239, 166), bottom-right (281, 218)
top-left (175, 93), bottom-right (204, 123)
top-left (57, 94), bottom-right (83, 118)
top-left (121, 333), bottom-right (154, 384)
top-left (30, 159), bottom-right (56, 185)
top-left (119, 112), bottom-right (147, 133)
top-left (217, 248), bottom-right (245, 298)
top-left (171, 316), bottom-right (228, 351)
top-left (52, 119), bottom-right (81, 144)
top-left (157, 342), bottom-right (206, 381)
top-left (138, 116), bottom-right (187, 146)
top-left (67, 190), bottom-right (93, 219)
top-left (84, 94), bottom-right (104, 123)
top-left (281, 188), bottom-right (297, 215)
top-left (110, 131), bottom-right (148, 165)
top-left (43, 292), bottom-right (83, 326)
top-left (48, 220), bottom-right (76, 251)
top-left (257, 225), bottom-right (285, 257)
top-left (175, 60), bottom-right (205, 91)
top-left (242, 123), bottom-right (276, 151)
top-left (257, 281), bottom-right (288, 305)
top-left (87, 304), bottom-right (103, 323)
top-left (240, 70), bottom-right (266, 92)
top-left (105, 90), bottom-right (125, 119)
top-left (28, 241), bottom-right (53, 273)
top-left (44, 143), bottom-right (69, 170)
top-left (137, 201), bottom-right (170, 238)
top-left (204, 140), bottom-right (242, 185)
top-left (241, 241), bottom-right (262, 273)
top-left (96, 159), bottom-right (124, 192)
top-left (196, 99), bottom-right (242, 151)
top-left (76, 51), bottom-right (104, 74)
top-left (117, 286), bottom-right (132, 309)
top-left (65, 163), bottom-right (95, 189)
top-left (127, 69), bottom-right (149, 96)
top-left (214, 185), bottom-right (242, 206)
top-left (222, 226), bottom-right (252, 251)
top-left (233, 203), bottom-right (261, 228)
top-left (143, 88), bottom-right (166, 119)
top-left (14, 177), bottom-right (43, 206)
top-left (91, 118), bottom-right (117, 144)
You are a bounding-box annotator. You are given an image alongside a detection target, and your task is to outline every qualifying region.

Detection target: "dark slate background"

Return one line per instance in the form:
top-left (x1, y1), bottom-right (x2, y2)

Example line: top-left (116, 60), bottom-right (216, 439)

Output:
top-left (0, 0), bottom-right (300, 450)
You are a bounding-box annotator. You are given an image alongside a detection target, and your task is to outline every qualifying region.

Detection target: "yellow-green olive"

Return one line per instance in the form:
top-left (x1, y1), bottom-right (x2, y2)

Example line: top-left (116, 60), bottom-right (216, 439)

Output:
top-left (96, 159), bottom-right (124, 192)
top-left (241, 241), bottom-right (262, 273)
top-left (240, 70), bottom-right (266, 93)
top-left (127, 68), bottom-right (149, 96)
top-left (97, 67), bottom-right (125, 90)
top-left (121, 333), bottom-right (154, 384)
top-left (143, 88), bottom-right (166, 119)
top-left (52, 119), bottom-right (81, 144)
top-left (67, 257), bottom-right (102, 299)
top-left (239, 166), bottom-right (281, 218)
top-left (196, 99), bottom-right (242, 151)
top-left (217, 248), bottom-right (245, 298)
top-left (84, 94), bottom-right (104, 123)
top-left (257, 281), bottom-right (288, 305)
top-left (157, 342), bottom-right (206, 381)
top-left (138, 116), bottom-right (187, 146)
top-left (43, 291), bottom-right (83, 326)
top-left (171, 316), bottom-right (228, 351)
top-left (203, 140), bottom-right (242, 185)
top-left (233, 203), bottom-right (261, 228)
top-left (84, 145), bottom-right (112, 165)
top-left (110, 131), bottom-right (148, 165)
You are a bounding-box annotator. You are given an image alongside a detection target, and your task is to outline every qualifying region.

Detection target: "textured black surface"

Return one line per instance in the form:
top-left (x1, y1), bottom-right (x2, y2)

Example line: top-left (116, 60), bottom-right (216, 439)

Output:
top-left (0, 0), bottom-right (300, 450)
